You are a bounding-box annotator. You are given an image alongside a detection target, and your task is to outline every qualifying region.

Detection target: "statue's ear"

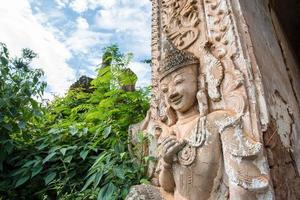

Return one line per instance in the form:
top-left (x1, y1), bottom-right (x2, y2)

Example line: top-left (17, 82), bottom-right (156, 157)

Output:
top-left (204, 44), bottom-right (224, 102)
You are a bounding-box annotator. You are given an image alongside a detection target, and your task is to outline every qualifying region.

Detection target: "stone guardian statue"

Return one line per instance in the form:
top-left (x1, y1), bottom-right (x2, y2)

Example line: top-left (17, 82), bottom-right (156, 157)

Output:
top-left (127, 41), bottom-right (270, 200)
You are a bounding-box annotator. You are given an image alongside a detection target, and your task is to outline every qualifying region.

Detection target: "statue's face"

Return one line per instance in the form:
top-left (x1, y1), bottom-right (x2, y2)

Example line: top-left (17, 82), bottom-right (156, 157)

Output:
top-left (160, 65), bottom-right (198, 114)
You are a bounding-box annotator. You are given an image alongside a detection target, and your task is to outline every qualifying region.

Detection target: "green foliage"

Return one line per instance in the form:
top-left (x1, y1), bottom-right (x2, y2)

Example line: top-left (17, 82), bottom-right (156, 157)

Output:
top-left (0, 44), bottom-right (150, 199)
top-left (0, 43), bottom-right (45, 171)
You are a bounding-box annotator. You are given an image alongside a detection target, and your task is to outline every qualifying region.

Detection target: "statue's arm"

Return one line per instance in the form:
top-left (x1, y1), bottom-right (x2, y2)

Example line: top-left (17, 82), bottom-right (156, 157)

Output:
top-left (158, 136), bottom-right (184, 193)
top-left (159, 161), bottom-right (175, 192)
top-left (156, 124), bottom-right (185, 193)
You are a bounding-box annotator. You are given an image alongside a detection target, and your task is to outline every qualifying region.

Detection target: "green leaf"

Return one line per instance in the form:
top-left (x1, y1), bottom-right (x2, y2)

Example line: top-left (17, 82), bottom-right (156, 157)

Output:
top-left (115, 168), bottom-right (125, 179)
top-left (97, 183), bottom-right (116, 200)
top-left (81, 173), bottom-right (96, 191)
top-left (4, 141), bottom-right (14, 154)
top-left (23, 160), bottom-right (35, 167)
top-left (92, 127), bottom-right (101, 140)
top-left (64, 155), bottom-right (73, 163)
top-left (144, 156), bottom-right (156, 162)
top-left (17, 121), bottom-right (26, 129)
top-left (91, 152), bottom-right (108, 168)
top-left (69, 125), bottom-right (78, 136)
top-left (66, 145), bottom-right (78, 151)
top-left (31, 165), bottom-right (43, 178)
top-left (44, 172), bottom-right (57, 185)
top-left (80, 150), bottom-right (89, 160)
top-left (37, 143), bottom-right (49, 150)
top-left (103, 126), bottom-right (111, 139)
top-left (11, 168), bottom-right (27, 176)
top-left (15, 175), bottom-right (30, 188)
top-left (43, 152), bottom-right (56, 164)
top-left (93, 172), bottom-right (103, 189)
top-left (60, 148), bottom-right (67, 156)
top-left (120, 152), bottom-right (126, 160)
top-left (49, 146), bottom-right (60, 153)
top-left (82, 127), bottom-right (88, 135)
top-left (140, 179), bottom-right (150, 184)
top-left (1, 56), bottom-right (8, 66)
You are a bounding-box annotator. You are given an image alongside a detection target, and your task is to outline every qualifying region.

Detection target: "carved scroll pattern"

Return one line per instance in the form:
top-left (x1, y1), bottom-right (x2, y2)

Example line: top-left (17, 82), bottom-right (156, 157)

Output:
top-left (151, 0), bottom-right (162, 121)
top-left (202, 0), bottom-right (259, 146)
top-left (202, 0), bottom-right (262, 141)
top-left (203, 0), bottom-right (242, 110)
top-left (202, 0), bottom-right (273, 197)
top-left (161, 0), bottom-right (200, 50)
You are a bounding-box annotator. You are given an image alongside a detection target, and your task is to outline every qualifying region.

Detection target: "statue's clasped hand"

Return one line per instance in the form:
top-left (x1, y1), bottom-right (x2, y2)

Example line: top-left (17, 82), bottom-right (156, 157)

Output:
top-left (160, 137), bottom-right (186, 165)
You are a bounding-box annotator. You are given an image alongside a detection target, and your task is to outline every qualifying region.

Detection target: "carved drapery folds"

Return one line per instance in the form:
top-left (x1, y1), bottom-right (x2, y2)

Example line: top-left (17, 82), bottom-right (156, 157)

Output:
top-left (128, 0), bottom-right (274, 199)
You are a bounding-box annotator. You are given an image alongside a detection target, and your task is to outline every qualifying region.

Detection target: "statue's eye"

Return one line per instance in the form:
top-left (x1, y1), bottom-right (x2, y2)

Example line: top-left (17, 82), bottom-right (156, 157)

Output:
top-left (162, 87), bottom-right (168, 93)
top-left (175, 78), bottom-right (184, 85)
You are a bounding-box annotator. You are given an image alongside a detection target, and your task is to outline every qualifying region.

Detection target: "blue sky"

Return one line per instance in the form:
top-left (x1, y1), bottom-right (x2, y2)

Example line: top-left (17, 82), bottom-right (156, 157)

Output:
top-left (0, 0), bottom-right (151, 99)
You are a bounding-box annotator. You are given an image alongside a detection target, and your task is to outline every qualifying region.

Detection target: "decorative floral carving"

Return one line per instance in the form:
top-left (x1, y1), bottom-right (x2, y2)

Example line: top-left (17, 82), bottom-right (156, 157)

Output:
top-left (204, 47), bottom-right (224, 101)
top-left (202, 1), bottom-right (273, 198)
top-left (161, 0), bottom-right (200, 50)
top-left (203, 0), bottom-right (237, 58)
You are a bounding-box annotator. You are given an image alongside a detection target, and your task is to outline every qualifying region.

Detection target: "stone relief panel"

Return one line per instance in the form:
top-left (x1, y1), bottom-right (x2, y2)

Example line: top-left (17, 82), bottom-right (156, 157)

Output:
top-left (161, 0), bottom-right (200, 50)
top-left (127, 0), bottom-right (274, 199)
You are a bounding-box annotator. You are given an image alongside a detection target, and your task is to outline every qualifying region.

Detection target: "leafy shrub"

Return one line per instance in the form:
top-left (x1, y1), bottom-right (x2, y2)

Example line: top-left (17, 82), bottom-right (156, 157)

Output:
top-left (0, 42), bottom-right (46, 174)
top-left (0, 44), bottom-right (150, 199)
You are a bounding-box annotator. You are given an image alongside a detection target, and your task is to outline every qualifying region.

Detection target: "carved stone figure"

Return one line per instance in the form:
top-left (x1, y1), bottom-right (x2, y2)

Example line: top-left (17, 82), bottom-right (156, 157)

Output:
top-left (157, 42), bottom-right (225, 200)
top-left (127, 41), bottom-right (270, 200)
top-left (127, 0), bottom-right (276, 199)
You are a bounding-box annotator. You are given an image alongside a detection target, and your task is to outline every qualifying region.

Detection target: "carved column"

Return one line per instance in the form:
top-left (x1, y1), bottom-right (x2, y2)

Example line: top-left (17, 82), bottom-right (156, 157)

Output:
top-left (128, 0), bottom-right (300, 199)
top-left (147, 0), bottom-right (275, 199)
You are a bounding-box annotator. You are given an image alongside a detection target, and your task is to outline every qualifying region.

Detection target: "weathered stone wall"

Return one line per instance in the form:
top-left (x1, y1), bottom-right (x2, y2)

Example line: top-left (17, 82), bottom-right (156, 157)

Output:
top-left (237, 0), bottom-right (300, 199)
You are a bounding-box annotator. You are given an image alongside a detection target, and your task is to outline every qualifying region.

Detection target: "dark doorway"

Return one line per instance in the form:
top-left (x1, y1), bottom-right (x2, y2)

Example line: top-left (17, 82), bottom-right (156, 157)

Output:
top-left (270, 0), bottom-right (300, 62)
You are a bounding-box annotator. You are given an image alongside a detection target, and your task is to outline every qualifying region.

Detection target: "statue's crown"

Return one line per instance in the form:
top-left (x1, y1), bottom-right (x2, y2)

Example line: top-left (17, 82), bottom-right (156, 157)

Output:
top-left (159, 41), bottom-right (199, 81)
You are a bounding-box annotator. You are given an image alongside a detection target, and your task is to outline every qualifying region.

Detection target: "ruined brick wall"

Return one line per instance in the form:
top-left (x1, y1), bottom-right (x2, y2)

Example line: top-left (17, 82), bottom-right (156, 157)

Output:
top-left (237, 0), bottom-right (300, 199)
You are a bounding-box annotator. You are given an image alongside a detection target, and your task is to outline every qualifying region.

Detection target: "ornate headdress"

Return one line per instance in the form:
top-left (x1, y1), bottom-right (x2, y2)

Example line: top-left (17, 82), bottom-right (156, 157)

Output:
top-left (158, 41), bottom-right (199, 81)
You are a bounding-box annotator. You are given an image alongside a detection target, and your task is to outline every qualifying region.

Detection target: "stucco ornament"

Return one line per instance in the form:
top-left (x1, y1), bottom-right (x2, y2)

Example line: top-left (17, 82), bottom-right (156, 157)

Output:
top-left (127, 0), bottom-right (274, 199)
top-left (161, 0), bottom-right (200, 50)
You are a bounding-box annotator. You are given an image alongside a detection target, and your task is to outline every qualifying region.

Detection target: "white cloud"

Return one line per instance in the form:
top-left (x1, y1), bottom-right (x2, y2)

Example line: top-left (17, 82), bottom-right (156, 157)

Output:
top-left (53, 0), bottom-right (151, 58)
top-left (76, 17), bottom-right (89, 30)
top-left (90, 0), bottom-right (117, 9)
top-left (66, 0), bottom-right (117, 13)
top-left (65, 30), bottom-right (111, 54)
top-left (66, 17), bottom-right (112, 54)
top-left (95, 2), bottom-right (150, 31)
top-left (70, 0), bottom-right (88, 13)
top-left (0, 0), bottom-right (75, 98)
top-left (129, 62), bottom-right (151, 87)
top-left (94, 1), bottom-right (151, 58)
top-left (55, 0), bottom-right (71, 8)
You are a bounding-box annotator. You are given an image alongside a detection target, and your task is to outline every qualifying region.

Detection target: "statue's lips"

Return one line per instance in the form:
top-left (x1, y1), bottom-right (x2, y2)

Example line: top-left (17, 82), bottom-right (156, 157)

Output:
top-left (171, 95), bottom-right (183, 105)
